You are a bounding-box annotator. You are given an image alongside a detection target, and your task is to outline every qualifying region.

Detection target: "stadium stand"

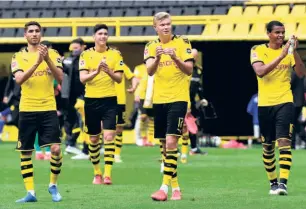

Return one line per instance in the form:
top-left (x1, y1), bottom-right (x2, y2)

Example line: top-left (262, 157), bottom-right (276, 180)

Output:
top-left (0, 0), bottom-right (306, 41)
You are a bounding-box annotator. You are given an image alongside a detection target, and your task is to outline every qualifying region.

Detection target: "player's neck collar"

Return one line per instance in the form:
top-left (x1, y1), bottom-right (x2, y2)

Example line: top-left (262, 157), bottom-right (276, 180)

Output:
top-left (93, 45), bottom-right (109, 52)
top-left (265, 43), bottom-right (282, 50)
top-left (158, 34), bottom-right (176, 43)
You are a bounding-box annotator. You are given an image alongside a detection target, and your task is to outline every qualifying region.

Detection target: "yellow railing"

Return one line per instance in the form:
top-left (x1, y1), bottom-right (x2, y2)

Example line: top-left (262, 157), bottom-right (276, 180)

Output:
top-left (1, 15), bottom-right (306, 43)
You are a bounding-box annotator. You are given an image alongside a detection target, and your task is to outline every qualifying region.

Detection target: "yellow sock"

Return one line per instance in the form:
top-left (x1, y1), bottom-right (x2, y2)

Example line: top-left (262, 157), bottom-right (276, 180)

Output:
top-left (115, 133), bottom-right (123, 156)
top-left (262, 144), bottom-right (277, 184)
top-left (50, 152), bottom-right (63, 184)
top-left (89, 141), bottom-right (102, 176)
top-left (279, 145), bottom-right (292, 185)
top-left (181, 131), bottom-right (189, 157)
top-left (20, 154), bottom-right (34, 191)
top-left (171, 172), bottom-right (179, 189)
top-left (148, 117), bottom-right (154, 144)
top-left (104, 140), bottom-right (115, 177)
top-left (163, 149), bottom-right (178, 186)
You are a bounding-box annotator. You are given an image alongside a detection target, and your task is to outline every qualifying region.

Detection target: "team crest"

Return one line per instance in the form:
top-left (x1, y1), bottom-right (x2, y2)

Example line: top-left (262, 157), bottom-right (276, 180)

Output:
top-left (17, 141), bottom-right (22, 148)
top-left (80, 60), bottom-right (85, 67)
top-left (144, 48), bottom-right (148, 56)
top-left (57, 58), bottom-right (62, 63)
top-left (251, 52), bottom-right (258, 59)
top-left (120, 60), bottom-right (124, 66)
top-left (186, 48), bottom-right (191, 54)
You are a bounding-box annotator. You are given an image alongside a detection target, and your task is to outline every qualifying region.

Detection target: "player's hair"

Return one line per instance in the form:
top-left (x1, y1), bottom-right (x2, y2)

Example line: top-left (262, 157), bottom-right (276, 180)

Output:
top-left (24, 21), bottom-right (41, 32)
top-left (93, 24), bottom-right (108, 34)
top-left (71, 38), bottom-right (85, 46)
top-left (266, 21), bottom-right (284, 33)
top-left (153, 12), bottom-right (171, 25)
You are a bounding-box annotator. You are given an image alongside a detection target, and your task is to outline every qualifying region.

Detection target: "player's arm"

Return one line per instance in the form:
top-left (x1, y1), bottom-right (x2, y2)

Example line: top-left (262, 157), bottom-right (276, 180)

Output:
top-left (79, 51), bottom-right (100, 84)
top-left (292, 37), bottom-right (306, 78)
top-left (41, 46), bottom-right (63, 83)
top-left (124, 65), bottom-right (139, 93)
top-left (252, 41), bottom-right (290, 78)
top-left (144, 42), bottom-right (162, 76)
top-left (164, 37), bottom-right (194, 76)
top-left (99, 54), bottom-right (123, 83)
top-left (12, 52), bottom-right (43, 85)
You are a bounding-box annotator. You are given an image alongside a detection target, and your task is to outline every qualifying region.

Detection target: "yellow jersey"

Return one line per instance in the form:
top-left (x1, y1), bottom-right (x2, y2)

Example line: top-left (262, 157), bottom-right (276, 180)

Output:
top-left (144, 35), bottom-right (194, 104)
top-left (79, 47), bottom-right (124, 98)
top-left (11, 48), bottom-right (63, 112)
top-left (134, 64), bottom-right (148, 100)
top-left (250, 44), bottom-right (295, 106)
top-left (115, 63), bottom-right (134, 105)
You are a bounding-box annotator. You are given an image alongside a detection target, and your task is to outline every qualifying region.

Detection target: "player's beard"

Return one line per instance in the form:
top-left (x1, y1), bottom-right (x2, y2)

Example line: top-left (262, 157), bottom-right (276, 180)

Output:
top-left (28, 37), bottom-right (40, 46)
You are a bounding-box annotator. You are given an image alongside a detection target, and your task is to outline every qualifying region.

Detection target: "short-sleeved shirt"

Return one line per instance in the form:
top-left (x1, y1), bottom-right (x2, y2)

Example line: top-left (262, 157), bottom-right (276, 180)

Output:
top-left (79, 47), bottom-right (124, 98)
top-left (144, 35), bottom-right (194, 104)
top-left (11, 48), bottom-right (63, 112)
top-left (115, 63), bottom-right (134, 105)
top-left (250, 44), bottom-right (295, 106)
top-left (134, 64), bottom-right (148, 100)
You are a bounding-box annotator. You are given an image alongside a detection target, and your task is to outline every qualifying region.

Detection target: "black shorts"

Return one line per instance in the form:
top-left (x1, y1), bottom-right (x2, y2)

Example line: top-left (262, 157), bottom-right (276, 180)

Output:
top-left (84, 97), bottom-right (117, 135)
top-left (153, 101), bottom-right (187, 139)
top-left (117, 104), bottom-right (126, 126)
top-left (258, 102), bottom-right (294, 144)
top-left (16, 111), bottom-right (61, 151)
top-left (139, 99), bottom-right (154, 117)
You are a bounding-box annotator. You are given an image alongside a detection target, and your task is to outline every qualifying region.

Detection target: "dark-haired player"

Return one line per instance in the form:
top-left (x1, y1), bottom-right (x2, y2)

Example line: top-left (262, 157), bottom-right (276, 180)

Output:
top-left (250, 20), bottom-right (306, 195)
top-left (12, 21), bottom-right (64, 203)
top-left (79, 24), bottom-right (123, 185)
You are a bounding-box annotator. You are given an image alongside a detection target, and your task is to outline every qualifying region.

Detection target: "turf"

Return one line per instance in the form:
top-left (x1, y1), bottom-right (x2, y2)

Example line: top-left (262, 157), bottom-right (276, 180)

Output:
top-left (1, 143), bottom-right (306, 209)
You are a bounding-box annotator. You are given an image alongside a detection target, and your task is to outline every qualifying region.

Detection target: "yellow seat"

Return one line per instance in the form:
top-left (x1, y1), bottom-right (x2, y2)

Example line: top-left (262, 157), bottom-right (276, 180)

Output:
top-left (227, 6), bottom-right (243, 16)
top-left (202, 24), bottom-right (219, 36)
top-left (233, 23), bottom-right (250, 37)
top-left (258, 5), bottom-right (274, 16)
top-left (274, 5), bottom-right (290, 16)
top-left (218, 24), bottom-right (235, 37)
top-left (284, 22), bottom-right (297, 38)
top-left (249, 23), bottom-right (266, 36)
top-left (243, 6), bottom-right (259, 16)
top-left (295, 22), bottom-right (306, 37)
top-left (291, 5), bottom-right (305, 16)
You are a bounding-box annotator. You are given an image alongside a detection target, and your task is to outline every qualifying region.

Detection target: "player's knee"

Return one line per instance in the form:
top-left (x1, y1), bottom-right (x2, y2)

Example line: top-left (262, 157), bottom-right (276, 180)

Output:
top-left (51, 144), bottom-right (61, 155)
top-left (90, 135), bottom-right (100, 144)
top-left (104, 132), bottom-right (115, 142)
top-left (277, 138), bottom-right (291, 147)
top-left (263, 143), bottom-right (274, 151)
top-left (21, 151), bottom-right (32, 156)
top-left (116, 126), bottom-right (123, 134)
top-left (166, 136), bottom-right (178, 149)
top-left (140, 114), bottom-right (147, 122)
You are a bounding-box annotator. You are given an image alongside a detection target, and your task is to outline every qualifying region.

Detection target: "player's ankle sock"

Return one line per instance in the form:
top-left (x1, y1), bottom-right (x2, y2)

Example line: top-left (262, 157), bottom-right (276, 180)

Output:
top-left (89, 141), bottom-right (102, 175)
top-left (262, 144), bottom-right (277, 184)
top-left (163, 148), bottom-right (178, 188)
top-left (104, 140), bottom-right (115, 177)
top-left (50, 152), bottom-right (62, 184)
top-left (279, 145), bottom-right (292, 185)
top-left (172, 187), bottom-right (180, 192)
top-left (140, 119), bottom-right (147, 139)
top-left (20, 154), bottom-right (34, 192)
top-left (181, 132), bottom-right (189, 157)
top-left (160, 184), bottom-right (169, 194)
top-left (115, 133), bottom-right (123, 156)
top-left (148, 117), bottom-right (154, 144)
top-left (28, 190), bottom-right (35, 196)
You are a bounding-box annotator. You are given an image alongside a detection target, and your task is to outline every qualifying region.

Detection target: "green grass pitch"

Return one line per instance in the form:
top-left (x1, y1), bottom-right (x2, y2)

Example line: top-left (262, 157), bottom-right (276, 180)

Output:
top-left (1, 143), bottom-right (306, 209)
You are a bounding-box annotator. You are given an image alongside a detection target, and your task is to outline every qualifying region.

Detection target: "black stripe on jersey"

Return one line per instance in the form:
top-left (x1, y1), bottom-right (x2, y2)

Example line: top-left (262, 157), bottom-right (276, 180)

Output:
top-left (144, 56), bottom-right (154, 64)
top-left (184, 58), bottom-right (195, 63)
top-left (114, 70), bottom-right (124, 73)
top-left (79, 69), bottom-right (89, 71)
top-left (251, 61), bottom-right (264, 65)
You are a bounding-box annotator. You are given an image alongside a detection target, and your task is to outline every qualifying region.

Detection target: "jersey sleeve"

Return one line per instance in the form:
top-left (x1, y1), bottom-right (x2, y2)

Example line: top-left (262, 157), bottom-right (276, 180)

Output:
top-left (144, 41), bottom-right (156, 63)
top-left (124, 64), bottom-right (134, 80)
top-left (11, 52), bottom-right (24, 74)
top-left (250, 46), bottom-right (264, 65)
top-left (114, 52), bottom-right (124, 73)
top-left (79, 51), bottom-right (89, 71)
top-left (179, 36), bottom-right (194, 62)
top-left (50, 49), bottom-right (63, 69)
